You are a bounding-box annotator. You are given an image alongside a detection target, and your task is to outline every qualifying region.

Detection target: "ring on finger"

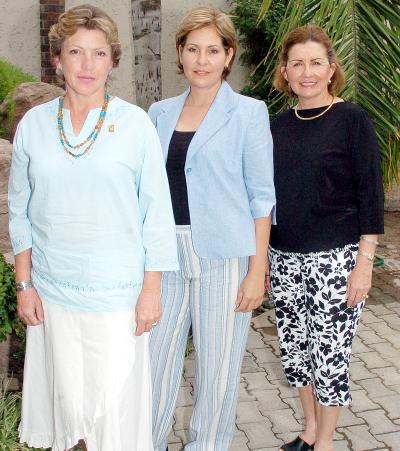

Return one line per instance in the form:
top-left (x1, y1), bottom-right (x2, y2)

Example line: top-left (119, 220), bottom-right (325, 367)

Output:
top-left (360, 294), bottom-right (369, 301)
top-left (152, 321), bottom-right (159, 326)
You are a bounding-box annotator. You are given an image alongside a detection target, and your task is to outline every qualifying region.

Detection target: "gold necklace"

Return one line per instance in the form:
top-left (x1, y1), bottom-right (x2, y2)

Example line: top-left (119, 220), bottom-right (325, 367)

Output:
top-left (294, 96), bottom-right (335, 121)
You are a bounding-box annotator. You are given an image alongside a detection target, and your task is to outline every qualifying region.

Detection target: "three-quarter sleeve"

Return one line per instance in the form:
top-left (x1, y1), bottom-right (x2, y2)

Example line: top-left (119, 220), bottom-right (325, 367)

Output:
top-left (8, 122), bottom-right (33, 255)
top-left (138, 122), bottom-right (179, 272)
top-left (351, 110), bottom-right (385, 235)
top-left (243, 101), bottom-right (276, 223)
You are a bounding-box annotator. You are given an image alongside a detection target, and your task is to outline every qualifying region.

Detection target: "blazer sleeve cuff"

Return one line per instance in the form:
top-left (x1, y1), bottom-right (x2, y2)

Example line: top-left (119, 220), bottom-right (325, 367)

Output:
top-left (251, 202), bottom-right (277, 225)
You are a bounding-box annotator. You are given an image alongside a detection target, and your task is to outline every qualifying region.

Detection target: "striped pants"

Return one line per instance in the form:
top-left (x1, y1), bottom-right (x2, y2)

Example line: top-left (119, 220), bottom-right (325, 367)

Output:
top-left (150, 226), bottom-right (251, 451)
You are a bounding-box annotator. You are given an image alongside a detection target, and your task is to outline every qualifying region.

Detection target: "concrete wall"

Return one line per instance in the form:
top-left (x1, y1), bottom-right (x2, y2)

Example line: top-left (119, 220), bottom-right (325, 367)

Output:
top-left (0, 0), bottom-right (41, 79)
top-left (0, 0), bottom-right (248, 103)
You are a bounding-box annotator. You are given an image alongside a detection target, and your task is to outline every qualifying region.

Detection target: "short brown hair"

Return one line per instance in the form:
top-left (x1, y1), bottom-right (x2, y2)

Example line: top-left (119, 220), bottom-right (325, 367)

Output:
top-left (274, 24), bottom-right (345, 98)
top-left (49, 4), bottom-right (121, 68)
top-left (175, 6), bottom-right (237, 80)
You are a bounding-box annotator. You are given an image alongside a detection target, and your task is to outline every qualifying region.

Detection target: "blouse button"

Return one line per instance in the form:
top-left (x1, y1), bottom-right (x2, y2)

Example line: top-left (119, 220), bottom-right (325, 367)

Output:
top-left (186, 168), bottom-right (192, 174)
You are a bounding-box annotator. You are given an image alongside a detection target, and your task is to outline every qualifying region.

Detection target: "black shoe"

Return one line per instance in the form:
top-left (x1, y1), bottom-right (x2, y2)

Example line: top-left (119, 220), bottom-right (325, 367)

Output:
top-left (281, 436), bottom-right (314, 451)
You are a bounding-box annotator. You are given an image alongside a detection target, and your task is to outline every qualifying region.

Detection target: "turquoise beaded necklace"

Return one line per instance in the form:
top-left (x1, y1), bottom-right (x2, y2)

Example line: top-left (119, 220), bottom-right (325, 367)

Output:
top-left (57, 93), bottom-right (110, 159)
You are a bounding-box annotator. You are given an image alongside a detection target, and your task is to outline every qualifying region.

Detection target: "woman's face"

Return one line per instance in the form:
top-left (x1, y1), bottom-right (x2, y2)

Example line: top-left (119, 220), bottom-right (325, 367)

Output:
top-left (55, 27), bottom-right (113, 98)
top-left (179, 26), bottom-right (233, 91)
top-left (282, 40), bottom-right (336, 103)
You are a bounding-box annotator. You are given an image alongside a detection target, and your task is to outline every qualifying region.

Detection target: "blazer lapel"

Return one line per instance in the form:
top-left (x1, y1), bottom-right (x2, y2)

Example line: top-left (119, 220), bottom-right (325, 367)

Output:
top-left (156, 88), bottom-right (189, 161)
top-left (186, 81), bottom-right (236, 163)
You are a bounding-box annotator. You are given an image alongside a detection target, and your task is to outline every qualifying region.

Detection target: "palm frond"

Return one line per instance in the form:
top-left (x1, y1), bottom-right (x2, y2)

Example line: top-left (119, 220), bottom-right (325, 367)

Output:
top-left (259, 0), bottom-right (400, 185)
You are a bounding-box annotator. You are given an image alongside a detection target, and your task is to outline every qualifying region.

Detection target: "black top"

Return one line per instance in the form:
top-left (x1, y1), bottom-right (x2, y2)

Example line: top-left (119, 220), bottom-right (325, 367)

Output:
top-left (166, 130), bottom-right (195, 225)
top-left (270, 101), bottom-right (384, 253)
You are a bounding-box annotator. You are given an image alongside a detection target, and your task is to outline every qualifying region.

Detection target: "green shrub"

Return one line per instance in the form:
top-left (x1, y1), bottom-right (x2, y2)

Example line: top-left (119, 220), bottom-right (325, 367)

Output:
top-left (230, 0), bottom-right (287, 116)
top-left (0, 60), bottom-right (36, 105)
top-left (0, 379), bottom-right (30, 450)
top-left (0, 59), bottom-right (37, 139)
top-left (0, 254), bottom-right (25, 343)
top-left (0, 379), bottom-right (55, 451)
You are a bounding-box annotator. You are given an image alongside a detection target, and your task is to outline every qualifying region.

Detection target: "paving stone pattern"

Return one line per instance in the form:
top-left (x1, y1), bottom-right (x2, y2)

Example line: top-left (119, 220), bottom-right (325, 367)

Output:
top-left (170, 213), bottom-right (400, 450)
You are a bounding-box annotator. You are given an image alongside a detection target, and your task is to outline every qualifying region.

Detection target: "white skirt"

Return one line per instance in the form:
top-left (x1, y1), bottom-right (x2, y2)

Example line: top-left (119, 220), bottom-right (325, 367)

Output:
top-left (19, 299), bottom-right (154, 451)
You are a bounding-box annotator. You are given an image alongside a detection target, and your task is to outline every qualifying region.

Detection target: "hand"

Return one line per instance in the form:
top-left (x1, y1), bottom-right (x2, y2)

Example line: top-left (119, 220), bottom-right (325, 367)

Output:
top-left (135, 288), bottom-right (162, 336)
top-left (235, 271), bottom-right (265, 312)
top-left (346, 260), bottom-right (372, 307)
top-left (17, 287), bottom-right (44, 326)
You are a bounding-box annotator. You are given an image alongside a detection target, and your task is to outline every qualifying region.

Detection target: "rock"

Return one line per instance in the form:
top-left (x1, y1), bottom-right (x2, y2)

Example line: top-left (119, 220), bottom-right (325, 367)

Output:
top-left (0, 82), bottom-right (64, 140)
top-left (0, 138), bottom-right (12, 254)
top-left (0, 138), bottom-right (12, 194)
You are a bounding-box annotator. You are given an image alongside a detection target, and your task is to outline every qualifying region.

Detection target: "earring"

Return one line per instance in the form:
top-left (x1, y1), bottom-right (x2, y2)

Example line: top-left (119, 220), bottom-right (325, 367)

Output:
top-left (56, 67), bottom-right (63, 77)
top-left (328, 79), bottom-right (332, 84)
top-left (108, 68), bottom-right (113, 76)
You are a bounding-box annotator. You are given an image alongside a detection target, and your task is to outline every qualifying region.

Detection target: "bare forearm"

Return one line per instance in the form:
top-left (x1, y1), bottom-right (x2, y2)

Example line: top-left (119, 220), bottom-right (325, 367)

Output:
top-left (142, 271), bottom-right (162, 292)
top-left (135, 271), bottom-right (162, 336)
top-left (248, 216), bottom-right (271, 276)
top-left (235, 216), bottom-right (272, 312)
top-left (347, 234), bottom-right (379, 306)
top-left (356, 234), bottom-right (378, 268)
top-left (15, 249), bottom-right (32, 282)
top-left (15, 248), bottom-right (44, 325)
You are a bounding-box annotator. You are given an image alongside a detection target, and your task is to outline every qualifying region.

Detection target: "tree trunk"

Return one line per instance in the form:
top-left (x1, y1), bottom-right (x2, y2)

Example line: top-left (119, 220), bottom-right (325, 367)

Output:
top-left (131, 0), bottom-right (162, 111)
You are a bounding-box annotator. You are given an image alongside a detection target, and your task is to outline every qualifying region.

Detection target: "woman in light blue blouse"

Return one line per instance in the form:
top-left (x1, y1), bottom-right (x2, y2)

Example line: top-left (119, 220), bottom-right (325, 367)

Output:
top-left (149, 6), bottom-right (275, 451)
top-left (8, 5), bottom-right (177, 451)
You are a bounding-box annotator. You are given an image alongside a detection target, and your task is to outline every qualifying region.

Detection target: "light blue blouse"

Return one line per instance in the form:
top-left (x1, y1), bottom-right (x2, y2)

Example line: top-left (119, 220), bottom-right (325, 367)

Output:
top-left (8, 97), bottom-right (179, 311)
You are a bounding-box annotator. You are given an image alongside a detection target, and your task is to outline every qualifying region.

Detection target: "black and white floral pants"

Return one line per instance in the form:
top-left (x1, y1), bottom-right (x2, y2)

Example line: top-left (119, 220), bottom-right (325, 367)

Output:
top-left (269, 244), bottom-right (364, 406)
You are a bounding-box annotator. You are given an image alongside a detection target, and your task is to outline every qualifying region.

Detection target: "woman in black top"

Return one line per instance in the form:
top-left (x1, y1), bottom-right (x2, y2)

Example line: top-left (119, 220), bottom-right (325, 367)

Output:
top-left (269, 25), bottom-right (384, 451)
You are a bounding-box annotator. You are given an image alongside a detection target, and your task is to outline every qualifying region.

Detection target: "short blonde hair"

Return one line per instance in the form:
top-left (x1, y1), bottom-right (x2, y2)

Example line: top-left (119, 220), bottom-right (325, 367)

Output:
top-left (175, 6), bottom-right (237, 79)
top-left (274, 24), bottom-right (345, 98)
top-left (49, 4), bottom-right (121, 68)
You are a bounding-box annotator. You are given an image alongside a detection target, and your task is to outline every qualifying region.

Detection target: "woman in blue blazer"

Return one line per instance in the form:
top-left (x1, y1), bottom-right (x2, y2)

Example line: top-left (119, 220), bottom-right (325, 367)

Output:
top-left (149, 6), bottom-right (276, 450)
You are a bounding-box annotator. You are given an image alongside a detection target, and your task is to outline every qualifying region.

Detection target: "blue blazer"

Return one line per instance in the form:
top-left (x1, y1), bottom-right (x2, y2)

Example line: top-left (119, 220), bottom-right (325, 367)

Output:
top-left (148, 81), bottom-right (276, 258)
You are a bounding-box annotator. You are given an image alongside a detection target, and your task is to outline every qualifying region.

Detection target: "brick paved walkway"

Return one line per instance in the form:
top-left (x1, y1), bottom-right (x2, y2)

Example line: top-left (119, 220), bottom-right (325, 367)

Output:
top-left (169, 213), bottom-right (400, 451)
top-left (0, 214), bottom-right (398, 450)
